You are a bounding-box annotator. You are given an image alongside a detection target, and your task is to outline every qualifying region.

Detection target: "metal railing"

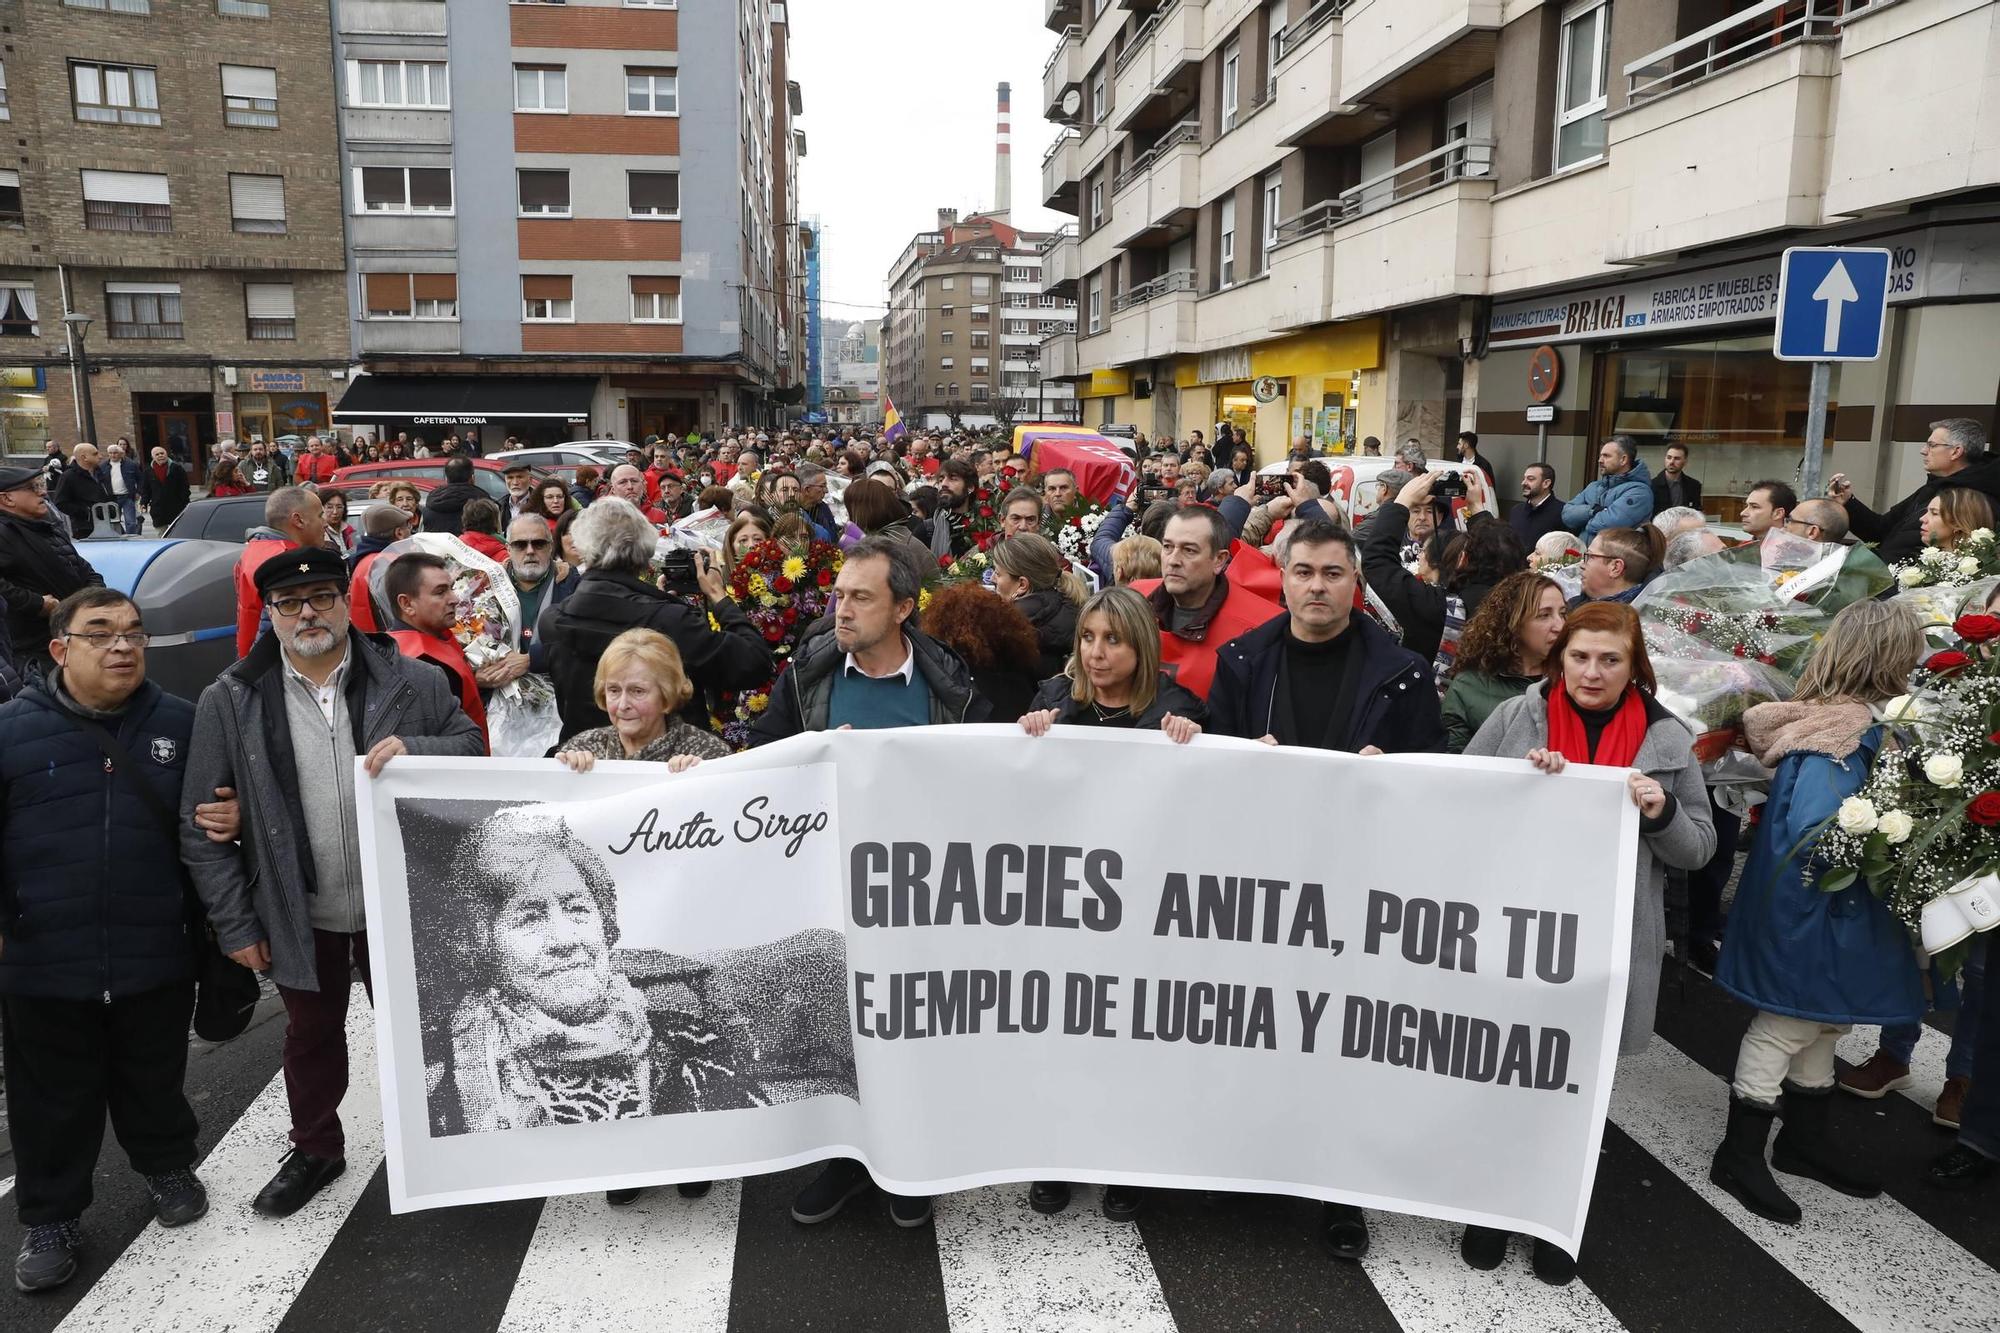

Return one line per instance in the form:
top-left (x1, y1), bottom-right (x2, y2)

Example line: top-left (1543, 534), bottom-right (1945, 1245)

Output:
top-left (1044, 25), bottom-right (1082, 77)
top-left (1110, 269), bottom-right (1195, 313)
top-left (1274, 0), bottom-right (1348, 64)
top-left (1042, 128), bottom-right (1080, 167)
top-left (1274, 199), bottom-right (1343, 246)
top-left (1114, 0), bottom-right (1182, 75)
top-left (1625, 0), bottom-right (1843, 104)
top-left (1113, 119), bottom-right (1198, 192)
top-left (1037, 223), bottom-right (1078, 254)
top-left (1336, 136), bottom-right (1493, 220)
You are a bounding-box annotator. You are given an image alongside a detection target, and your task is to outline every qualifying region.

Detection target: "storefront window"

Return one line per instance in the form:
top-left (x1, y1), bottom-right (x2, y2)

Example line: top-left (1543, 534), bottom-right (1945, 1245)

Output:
top-left (0, 367), bottom-right (49, 455)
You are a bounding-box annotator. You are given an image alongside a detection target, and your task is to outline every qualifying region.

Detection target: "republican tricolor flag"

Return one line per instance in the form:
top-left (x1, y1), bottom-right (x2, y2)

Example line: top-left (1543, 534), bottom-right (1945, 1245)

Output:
top-left (881, 395), bottom-right (907, 444)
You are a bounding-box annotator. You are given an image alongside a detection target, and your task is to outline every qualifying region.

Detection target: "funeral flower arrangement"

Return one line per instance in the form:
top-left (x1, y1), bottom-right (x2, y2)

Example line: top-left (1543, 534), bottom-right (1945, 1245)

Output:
top-left (1046, 495), bottom-right (1110, 565)
top-left (962, 473), bottom-right (1019, 550)
top-left (712, 538), bottom-right (842, 749)
top-left (939, 547), bottom-right (992, 587)
top-left (1813, 612), bottom-right (2000, 979)
top-left (1891, 527), bottom-right (1999, 592)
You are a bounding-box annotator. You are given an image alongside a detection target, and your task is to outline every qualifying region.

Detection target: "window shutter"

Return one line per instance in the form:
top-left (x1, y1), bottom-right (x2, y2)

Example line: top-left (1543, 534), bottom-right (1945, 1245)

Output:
top-left (0, 169), bottom-right (18, 189)
top-left (229, 173), bottom-right (286, 220)
top-left (411, 273), bottom-right (457, 301)
top-left (244, 283), bottom-right (294, 318)
top-left (105, 281), bottom-right (181, 295)
top-left (81, 169), bottom-right (169, 204)
top-left (522, 275), bottom-right (571, 300)
top-left (627, 171), bottom-right (679, 214)
top-left (364, 273), bottom-right (411, 313)
top-left (517, 170), bottom-right (568, 210)
top-left (629, 275), bottom-right (680, 296)
top-left (407, 168), bottom-right (452, 209)
top-left (221, 65), bottom-right (278, 99)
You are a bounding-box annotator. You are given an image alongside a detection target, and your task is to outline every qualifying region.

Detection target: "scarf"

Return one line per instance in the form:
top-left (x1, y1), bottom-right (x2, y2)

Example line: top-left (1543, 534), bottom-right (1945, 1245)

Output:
top-left (449, 973), bottom-right (653, 1132)
top-left (1546, 684), bottom-right (1648, 768)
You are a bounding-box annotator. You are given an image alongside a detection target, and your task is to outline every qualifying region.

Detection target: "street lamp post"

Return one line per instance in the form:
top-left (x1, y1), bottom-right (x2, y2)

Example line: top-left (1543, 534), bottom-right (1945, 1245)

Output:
top-left (63, 312), bottom-right (99, 448)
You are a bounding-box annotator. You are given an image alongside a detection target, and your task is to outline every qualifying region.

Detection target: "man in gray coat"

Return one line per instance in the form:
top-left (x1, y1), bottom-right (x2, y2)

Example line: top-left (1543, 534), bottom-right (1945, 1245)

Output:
top-left (180, 546), bottom-right (484, 1219)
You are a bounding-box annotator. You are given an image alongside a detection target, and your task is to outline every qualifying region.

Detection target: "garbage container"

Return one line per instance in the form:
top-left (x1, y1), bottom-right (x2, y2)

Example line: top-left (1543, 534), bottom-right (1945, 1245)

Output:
top-left (77, 538), bottom-right (240, 701)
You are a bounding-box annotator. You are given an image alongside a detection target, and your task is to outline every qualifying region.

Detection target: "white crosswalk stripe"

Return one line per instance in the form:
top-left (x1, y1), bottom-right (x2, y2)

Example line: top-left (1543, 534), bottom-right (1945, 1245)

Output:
top-left (933, 1185), bottom-right (1177, 1333)
top-left (1360, 1213), bottom-right (1628, 1333)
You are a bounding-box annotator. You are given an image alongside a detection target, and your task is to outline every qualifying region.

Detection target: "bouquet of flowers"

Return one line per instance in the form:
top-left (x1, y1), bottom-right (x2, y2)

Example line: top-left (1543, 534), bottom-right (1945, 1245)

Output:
top-left (711, 538), bottom-right (842, 749)
top-left (1890, 527), bottom-right (1999, 592)
top-left (961, 472), bottom-right (1019, 550)
top-left (939, 547), bottom-right (992, 587)
top-left (1045, 496), bottom-right (1108, 565)
top-left (1814, 612), bottom-right (2000, 979)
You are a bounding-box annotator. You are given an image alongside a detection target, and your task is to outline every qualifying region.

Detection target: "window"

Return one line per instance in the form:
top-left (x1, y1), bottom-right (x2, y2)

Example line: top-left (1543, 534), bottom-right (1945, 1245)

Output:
top-left (219, 0), bottom-right (271, 15)
top-left (1266, 0), bottom-right (1286, 87)
top-left (1446, 80), bottom-right (1495, 179)
top-left (1221, 39), bottom-right (1241, 131)
top-left (0, 283), bottom-right (36, 336)
top-left (364, 272), bottom-right (458, 319)
top-left (948, 382), bottom-right (959, 398)
top-left (65, 0), bottom-right (151, 12)
top-left (82, 169), bottom-right (171, 232)
top-left (630, 276), bottom-right (681, 322)
top-left (1089, 181), bottom-right (1104, 229)
top-left (625, 0), bottom-right (676, 6)
top-left (105, 282), bottom-right (182, 339)
top-left (513, 65), bottom-right (566, 113)
top-left (627, 170), bottom-right (679, 218)
top-left (0, 170), bottom-right (20, 227)
top-left (970, 331), bottom-right (990, 349)
top-left (1359, 130), bottom-right (1397, 213)
top-left (71, 61), bottom-right (160, 126)
top-left (625, 67), bottom-right (678, 115)
top-left (222, 65), bottom-right (279, 128)
top-left (939, 357), bottom-right (955, 370)
top-left (522, 275), bottom-right (573, 322)
top-left (1556, 0), bottom-right (1610, 170)
top-left (229, 172), bottom-right (286, 233)
top-left (351, 60), bottom-right (449, 109)
top-left (1089, 67), bottom-right (1107, 123)
top-left (244, 282), bottom-right (294, 340)
top-left (971, 358), bottom-right (990, 376)
top-left (971, 385), bottom-right (990, 402)
top-left (940, 277), bottom-right (954, 291)
top-left (971, 304), bottom-right (990, 324)
top-left (1087, 276), bottom-right (1102, 333)
top-left (0, 61), bottom-right (10, 121)
top-left (356, 166), bottom-right (453, 214)
top-left (517, 169), bottom-right (570, 217)
top-left (1261, 171), bottom-right (1282, 264)
top-left (939, 329), bottom-right (953, 344)
top-left (1219, 195), bottom-right (1237, 287)
top-left (970, 275), bottom-right (992, 298)
top-left (934, 382), bottom-right (946, 397)
top-left (941, 305), bottom-right (955, 318)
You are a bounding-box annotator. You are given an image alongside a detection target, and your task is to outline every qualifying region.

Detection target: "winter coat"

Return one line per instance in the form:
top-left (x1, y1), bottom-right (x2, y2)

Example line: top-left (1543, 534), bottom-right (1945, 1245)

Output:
top-left (179, 628), bottom-right (487, 992)
top-left (538, 569), bottom-right (774, 741)
top-left (422, 481), bottom-right (487, 535)
top-left (1360, 501), bottom-right (1499, 666)
top-left (1128, 573), bottom-right (1284, 700)
top-left (1015, 588), bottom-right (1079, 680)
top-left (52, 464), bottom-right (109, 538)
top-left (0, 680), bottom-right (197, 1001)
top-left (1650, 470), bottom-right (1703, 514)
top-left (1509, 496), bottom-right (1568, 549)
top-left (0, 509), bottom-right (104, 659)
top-left (1207, 613), bottom-right (1445, 754)
top-left (512, 564), bottom-right (581, 673)
top-left (94, 458), bottom-right (142, 506)
top-left (140, 459), bottom-right (192, 530)
top-left (1562, 460), bottom-right (1655, 541)
top-left (1465, 680), bottom-right (1716, 1053)
top-left (233, 529), bottom-right (300, 657)
top-left (1714, 702), bottom-right (1925, 1026)
top-left (747, 628), bottom-right (990, 745)
top-left (1029, 672), bottom-right (1206, 731)
top-left (558, 720), bottom-right (731, 764)
top-left (1441, 669), bottom-right (1537, 754)
top-left (1843, 456), bottom-right (2000, 568)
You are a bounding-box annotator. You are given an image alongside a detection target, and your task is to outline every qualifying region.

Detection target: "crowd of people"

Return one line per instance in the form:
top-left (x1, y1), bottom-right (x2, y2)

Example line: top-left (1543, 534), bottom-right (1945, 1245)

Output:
top-left (0, 411), bottom-right (1996, 1297)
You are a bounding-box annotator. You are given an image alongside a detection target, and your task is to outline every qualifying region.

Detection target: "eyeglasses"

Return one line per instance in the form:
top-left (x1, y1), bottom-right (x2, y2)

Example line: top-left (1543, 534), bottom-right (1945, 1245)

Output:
top-left (64, 630), bottom-right (149, 650)
top-left (1580, 551), bottom-right (1620, 564)
top-left (268, 590), bottom-right (343, 617)
top-left (508, 538), bottom-right (552, 551)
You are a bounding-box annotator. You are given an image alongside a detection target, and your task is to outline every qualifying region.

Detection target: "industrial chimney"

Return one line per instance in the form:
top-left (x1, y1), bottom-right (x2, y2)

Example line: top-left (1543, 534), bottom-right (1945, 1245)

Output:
top-left (993, 82), bottom-right (1012, 221)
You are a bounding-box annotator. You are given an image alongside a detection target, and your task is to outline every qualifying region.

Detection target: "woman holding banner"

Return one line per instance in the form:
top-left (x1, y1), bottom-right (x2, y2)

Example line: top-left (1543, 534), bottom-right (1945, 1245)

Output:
top-left (1440, 571), bottom-right (1569, 752)
top-left (1463, 601), bottom-right (1714, 1282)
top-left (554, 629), bottom-right (729, 772)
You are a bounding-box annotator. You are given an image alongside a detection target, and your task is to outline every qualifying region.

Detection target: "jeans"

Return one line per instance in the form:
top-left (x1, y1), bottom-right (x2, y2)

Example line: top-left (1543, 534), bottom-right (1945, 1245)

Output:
top-left (1958, 938), bottom-right (2000, 1159)
top-left (1733, 1010), bottom-right (1846, 1104)
top-left (1881, 936), bottom-right (1985, 1080)
top-left (276, 929), bottom-right (373, 1159)
top-left (114, 494), bottom-right (140, 535)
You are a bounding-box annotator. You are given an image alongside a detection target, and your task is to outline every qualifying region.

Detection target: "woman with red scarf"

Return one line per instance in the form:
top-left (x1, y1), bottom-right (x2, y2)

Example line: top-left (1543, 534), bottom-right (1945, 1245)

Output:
top-left (1460, 601), bottom-right (1715, 1284)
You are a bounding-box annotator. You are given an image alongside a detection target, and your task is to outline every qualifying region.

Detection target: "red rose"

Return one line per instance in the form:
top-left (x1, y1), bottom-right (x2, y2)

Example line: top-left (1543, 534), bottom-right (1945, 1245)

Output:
top-left (781, 607), bottom-right (798, 625)
top-left (979, 505), bottom-right (994, 518)
top-left (1955, 613), bottom-right (2000, 643)
top-left (818, 569), bottom-right (834, 587)
top-left (1990, 729), bottom-right (2000, 747)
top-left (1757, 654), bottom-right (1777, 666)
top-left (1968, 792), bottom-right (2000, 826)
top-left (1070, 515), bottom-right (1083, 527)
top-left (1927, 650), bottom-right (1974, 675)
top-left (773, 576), bottom-right (794, 594)
top-left (762, 624), bottom-right (784, 642)
top-left (1731, 644), bottom-right (1746, 658)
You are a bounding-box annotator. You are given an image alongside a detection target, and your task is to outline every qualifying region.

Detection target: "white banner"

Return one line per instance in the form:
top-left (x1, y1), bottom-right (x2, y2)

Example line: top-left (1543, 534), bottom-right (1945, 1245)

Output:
top-left (357, 728), bottom-right (1639, 1251)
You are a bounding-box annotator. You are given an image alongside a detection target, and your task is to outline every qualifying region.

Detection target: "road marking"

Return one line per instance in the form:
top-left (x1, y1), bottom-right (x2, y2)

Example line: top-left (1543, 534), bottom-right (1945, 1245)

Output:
top-left (934, 1185), bottom-right (1177, 1333)
top-left (496, 1181), bottom-right (741, 1333)
top-left (56, 989), bottom-right (381, 1333)
top-left (0, 1177), bottom-right (12, 1203)
top-left (1610, 1038), bottom-right (2000, 1331)
top-left (1837, 1023), bottom-right (1953, 1115)
top-left (1361, 1211), bottom-right (1628, 1333)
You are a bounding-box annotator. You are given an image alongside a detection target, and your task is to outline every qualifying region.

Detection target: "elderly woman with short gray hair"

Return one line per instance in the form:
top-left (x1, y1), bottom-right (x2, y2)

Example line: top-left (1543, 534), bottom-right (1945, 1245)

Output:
top-left (536, 498), bottom-right (776, 744)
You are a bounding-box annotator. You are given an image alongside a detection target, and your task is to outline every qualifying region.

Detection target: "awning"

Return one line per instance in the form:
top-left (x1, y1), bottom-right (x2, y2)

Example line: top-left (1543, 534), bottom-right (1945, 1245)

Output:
top-left (331, 375), bottom-right (594, 427)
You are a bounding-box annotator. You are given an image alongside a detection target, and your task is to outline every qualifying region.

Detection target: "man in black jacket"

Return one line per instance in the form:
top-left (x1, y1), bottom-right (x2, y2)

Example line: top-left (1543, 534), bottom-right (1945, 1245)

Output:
top-left (0, 589), bottom-right (239, 1291)
top-left (1830, 418), bottom-right (2000, 567)
top-left (421, 456), bottom-right (486, 535)
top-left (538, 498), bottom-right (773, 740)
top-left (1509, 462), bottom-right (1567, 548)
top-left (1650, 443), bottom-right (1701, 514)
top-left (139, 446), bottom-right (192, 533)
top-left (0, 466), bottom-right (104, 674)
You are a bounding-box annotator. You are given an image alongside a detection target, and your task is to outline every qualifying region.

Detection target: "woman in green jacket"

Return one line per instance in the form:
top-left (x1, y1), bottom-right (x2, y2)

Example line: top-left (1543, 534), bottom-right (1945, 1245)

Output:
top-left (1440, 570), bottom-right (1567, 751)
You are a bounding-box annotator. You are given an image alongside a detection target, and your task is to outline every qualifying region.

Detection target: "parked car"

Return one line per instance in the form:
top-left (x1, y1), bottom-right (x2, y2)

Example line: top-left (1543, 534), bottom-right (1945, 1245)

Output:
top-left (489, 444), bottom-right (632, 471)
top-left (164, 494), bottom-right (403, 544)
top-left (330, 457), bottom-right (530, 504)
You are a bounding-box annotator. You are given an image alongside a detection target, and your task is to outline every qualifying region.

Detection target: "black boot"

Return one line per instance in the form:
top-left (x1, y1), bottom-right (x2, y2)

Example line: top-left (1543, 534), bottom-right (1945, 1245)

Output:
top-left (1459, 1225), bottom-right (1507, 1270)
top-left (1710, 1096), bottom-right (1801, 1224)
top-left (1772, 1080), bottom-right (1882, 1198)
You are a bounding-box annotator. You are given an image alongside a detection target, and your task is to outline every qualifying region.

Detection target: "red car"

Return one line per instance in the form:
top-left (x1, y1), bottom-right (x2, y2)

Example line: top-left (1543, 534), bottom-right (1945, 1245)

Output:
top-left (329, 458), bottom-right (531, 505)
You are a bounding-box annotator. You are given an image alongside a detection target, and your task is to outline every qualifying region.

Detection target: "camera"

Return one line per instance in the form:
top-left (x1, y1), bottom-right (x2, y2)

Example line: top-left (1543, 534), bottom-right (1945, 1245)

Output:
top-left (1431, 471), bottom-right (1467, 500)
top-left (1257, 473), bottom-right (1289, 500)
top-left (1138, 485), bottom-right (1175, 508)
top-left (658, 548), bottom-right (704, 597)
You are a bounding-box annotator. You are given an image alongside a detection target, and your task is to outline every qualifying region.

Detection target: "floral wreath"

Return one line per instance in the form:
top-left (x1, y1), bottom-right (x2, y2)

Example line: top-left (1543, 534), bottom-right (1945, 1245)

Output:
top-left (711, 538), bottom-right (842, 750)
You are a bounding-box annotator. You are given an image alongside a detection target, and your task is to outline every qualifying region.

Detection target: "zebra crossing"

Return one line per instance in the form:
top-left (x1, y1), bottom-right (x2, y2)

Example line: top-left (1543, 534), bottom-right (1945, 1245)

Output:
top-left (6, 973), bottom-right (1998, 1333)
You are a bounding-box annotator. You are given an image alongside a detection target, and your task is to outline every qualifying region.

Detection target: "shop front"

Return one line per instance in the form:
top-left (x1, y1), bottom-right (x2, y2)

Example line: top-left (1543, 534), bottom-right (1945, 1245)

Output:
top-left (332, 374), bottom-right (595, 448)
top-left (1174, 320), bottom-right (1382, 465)
top-left (0, 366), bottom-right (50, 458)
top-left (234, 370), bottom-right (329, 452)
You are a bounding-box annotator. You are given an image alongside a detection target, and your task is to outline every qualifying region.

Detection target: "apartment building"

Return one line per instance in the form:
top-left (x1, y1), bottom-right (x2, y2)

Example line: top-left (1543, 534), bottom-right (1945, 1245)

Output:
top-left (330, 0), bottom-right (806, 446)
top-left (1041, 0), bottom-right (2000, 517)
top-left (0, 0), bottom-right (350, 475)
top-left (821, 316), bottom-right (879, 425)
top-left (883, 210), bottom-right (1081, 431)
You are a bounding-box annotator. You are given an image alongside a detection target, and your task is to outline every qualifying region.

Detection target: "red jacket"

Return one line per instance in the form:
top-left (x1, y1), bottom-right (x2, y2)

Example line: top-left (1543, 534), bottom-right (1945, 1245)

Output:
top-left (462, 531), bottom-right (507, 562)
top-left (296, 453), bottom-right (340, 485)
top-left (234, 536), bottom-right (298, 657)
top-left (349, 552), bottom-right (385, 633)
top-left (1129, 573), bottom-right (1283, 700)
top-left (389, 628), bottom-right (488, 750)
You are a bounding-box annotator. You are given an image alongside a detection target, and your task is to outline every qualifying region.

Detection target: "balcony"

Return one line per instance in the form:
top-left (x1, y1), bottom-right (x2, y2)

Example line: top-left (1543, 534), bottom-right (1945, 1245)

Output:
top-left (1043, 129), bottom-right (1081, 212)
top-left (1274, 0), bottom-right (1351, 146)
top-left (1040, 226), bottom-right (1080, 298)
top-left (1089, 269), bottom-right (1197, 365)
top-left (1045, 0), bottom-right (1080, 32)
top-left (1824, 0), bottom-right (2000, 219)
top-left (1107, 120), bottom-right (1201, 249)
top-left (1607, 0), bottom-right (1840, 263)
top-left (1112, 0), bottom-right (1204, 133)
top-left (1327, 142), bottom-right (1494, 319)
top-left (1266, 202), bottom-right (1341, 332)
top-left (1337, 0), bottom-right (1500, 106)
top-left (1044, 26), bottom-right (1084, 120)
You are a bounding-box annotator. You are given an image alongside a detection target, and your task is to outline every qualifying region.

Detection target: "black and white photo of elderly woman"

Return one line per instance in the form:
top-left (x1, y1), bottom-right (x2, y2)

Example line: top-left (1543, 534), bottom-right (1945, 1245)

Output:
top-left (425, 808), bottom-right (766, 1142)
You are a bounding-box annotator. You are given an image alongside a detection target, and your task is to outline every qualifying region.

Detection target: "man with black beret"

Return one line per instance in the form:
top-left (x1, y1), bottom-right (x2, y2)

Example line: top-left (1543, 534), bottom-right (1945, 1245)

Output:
top-left (0, 465), bottom-right (103, 677)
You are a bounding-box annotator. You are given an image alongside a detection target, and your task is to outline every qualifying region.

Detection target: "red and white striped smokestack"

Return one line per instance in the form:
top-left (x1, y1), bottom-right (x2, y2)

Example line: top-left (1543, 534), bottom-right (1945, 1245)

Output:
top-left (994, 82), bottom-right (1012, 221)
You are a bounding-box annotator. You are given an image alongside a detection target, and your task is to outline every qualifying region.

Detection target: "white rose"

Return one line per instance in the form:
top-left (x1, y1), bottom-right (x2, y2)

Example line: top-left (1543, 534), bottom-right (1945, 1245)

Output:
top-left (1925, 753), bottom-right (1965, 788)
top-left (1961, 556), bottom-right (1983, 577)
top-left (1883, 694), bottom-right (1919, 721)
top-left (1836, 796), bottom-right (1879, 835)
top-left (1899, 565), bottom-right (1928, 588)
top-left (1972, 528), bottom-right (1994, 543)
top-left (1922, 546), bottom-right (1949, 566)
top-left (1878, 810), bottom-right (1916, 844)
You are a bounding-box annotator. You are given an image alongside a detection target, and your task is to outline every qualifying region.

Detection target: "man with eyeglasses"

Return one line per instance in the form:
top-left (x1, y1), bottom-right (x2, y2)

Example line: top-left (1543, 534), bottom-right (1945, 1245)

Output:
top-left (0, 587), bottom-right (241, 1291)
top-left (1784, 498), bottom-right (1849, 545)
top-left (1828, 417), bottom-right (2000, 566)
top-left (0, 465), bottom-right (104, 679)
top-left (181, 546), bottom-right (483, 1221)
top-left (505, 514), bottom-right (577, 672)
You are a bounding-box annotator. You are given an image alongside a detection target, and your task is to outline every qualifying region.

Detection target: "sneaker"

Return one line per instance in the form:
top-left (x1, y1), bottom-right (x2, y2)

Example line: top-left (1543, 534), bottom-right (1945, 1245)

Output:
top-left (889, 1194), bottom-right (934, 1229)
top-left (252, 1148), bottom-right (346, 1219)
top-left (605, 1189), bottom-right (644, 1207)
top-left (1836, 1051), bottom-right (1912, 1100)
top-left (14, 1220), bottom-right (81, 1294)
top-left (1935, 1078), bottom-right (1971, 1130)
top-left (145, 1168), bottom-right (209, 1228)
top-left (790, 1159), bottom-right (872, 1225)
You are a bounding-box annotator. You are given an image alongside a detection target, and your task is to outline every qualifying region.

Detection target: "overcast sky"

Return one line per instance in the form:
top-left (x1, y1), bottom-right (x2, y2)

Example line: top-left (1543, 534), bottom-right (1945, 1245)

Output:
top-left (788, 1), bottom-right (1069, 320)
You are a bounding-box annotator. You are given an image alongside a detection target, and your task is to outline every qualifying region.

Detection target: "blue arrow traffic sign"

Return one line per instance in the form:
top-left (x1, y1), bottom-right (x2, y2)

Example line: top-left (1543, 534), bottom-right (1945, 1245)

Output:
top-left (1774, 246), bottom-right (1892, 362)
